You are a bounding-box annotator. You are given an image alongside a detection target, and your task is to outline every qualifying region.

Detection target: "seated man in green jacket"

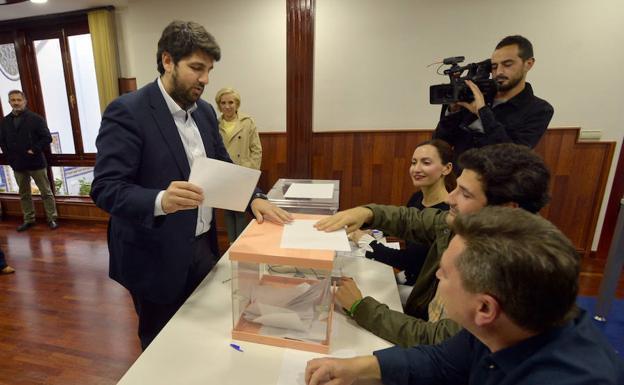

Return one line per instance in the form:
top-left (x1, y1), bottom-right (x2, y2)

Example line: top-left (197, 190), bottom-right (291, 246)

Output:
top-left (315, 143), bottom-right (551, 347)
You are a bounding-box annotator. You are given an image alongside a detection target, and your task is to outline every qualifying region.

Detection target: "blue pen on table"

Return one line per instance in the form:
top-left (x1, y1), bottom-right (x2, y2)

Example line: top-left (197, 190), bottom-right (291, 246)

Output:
top-left (230, 343), bottom-right (244, 352)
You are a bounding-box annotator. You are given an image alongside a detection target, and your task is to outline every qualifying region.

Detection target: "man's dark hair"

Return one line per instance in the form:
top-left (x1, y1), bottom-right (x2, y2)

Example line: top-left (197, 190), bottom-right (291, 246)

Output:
top-left (451, 206), bottom-right (579, 332)
top-left (156, 20), bottom-right (221, 75)
top-left (495, 35), bottom-right (534, 61)
top-left (8, 90), bottom-right (25, 99)
top-left (458, 143), bottom-right (550, 213)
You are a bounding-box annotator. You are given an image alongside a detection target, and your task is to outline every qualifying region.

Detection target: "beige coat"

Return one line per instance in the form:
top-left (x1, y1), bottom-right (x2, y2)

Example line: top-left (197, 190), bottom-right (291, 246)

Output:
top-left (218, 113), bottom-right (262, 169)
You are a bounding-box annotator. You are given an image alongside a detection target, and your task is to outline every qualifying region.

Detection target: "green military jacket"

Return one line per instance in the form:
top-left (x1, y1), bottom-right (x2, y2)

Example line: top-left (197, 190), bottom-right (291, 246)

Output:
top-left (352, 204), bottom-right (461, 347)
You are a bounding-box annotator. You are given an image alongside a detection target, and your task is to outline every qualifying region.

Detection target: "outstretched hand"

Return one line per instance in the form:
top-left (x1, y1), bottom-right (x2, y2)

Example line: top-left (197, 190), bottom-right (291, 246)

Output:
top-left (314, 207), bottom-right (374, 233)
top-left (305, 356), bottom-right (381, 385)
top-left (250, 198), bottom-right (293, 224)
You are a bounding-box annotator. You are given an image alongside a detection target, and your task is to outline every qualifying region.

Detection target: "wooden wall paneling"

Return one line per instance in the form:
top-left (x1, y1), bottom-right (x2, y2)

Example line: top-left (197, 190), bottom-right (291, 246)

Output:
top-left (567, 144), bottom-right (604, 249)
top-left (257, 132), bottom-right (287, 192)
top-left (0, 129), bottom-right (613, 258)
top-left (1, 195), bottom-right (108, 221)
top-left (118, 77), bottom-right (137, 94)
top-left (311, 131), bottom-right (432, 210)
top-left (581, 142), bottom-right (615, 256)
top-left (286, 0), bottom-right (315, 178)
top-left (307, 129), bottom-right (612, 256)
top-left (596, 141), bottom-right (624, 259)
top-left (534, 128), bottom-right (614, 257)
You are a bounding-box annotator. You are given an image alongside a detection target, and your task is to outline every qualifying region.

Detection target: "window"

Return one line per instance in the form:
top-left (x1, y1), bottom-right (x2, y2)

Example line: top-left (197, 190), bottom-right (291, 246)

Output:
top-left (34, 37), bottom-right (76, 153)
top-left (0, 40), bottom-right (24, 193)
top-left (0, 42), bottom-right (23, 116)
top-left (0, 14), bottom-right (98, 197)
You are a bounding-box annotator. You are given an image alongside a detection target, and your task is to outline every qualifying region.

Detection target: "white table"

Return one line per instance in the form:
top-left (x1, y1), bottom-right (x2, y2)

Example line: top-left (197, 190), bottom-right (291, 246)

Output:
top-left (116, 253), bottom-right (402, 385)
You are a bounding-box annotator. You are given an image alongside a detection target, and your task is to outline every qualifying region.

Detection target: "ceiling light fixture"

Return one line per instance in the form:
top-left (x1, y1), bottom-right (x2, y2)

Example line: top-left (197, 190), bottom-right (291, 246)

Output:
top-left (31, 0), bottom-right (48, 4)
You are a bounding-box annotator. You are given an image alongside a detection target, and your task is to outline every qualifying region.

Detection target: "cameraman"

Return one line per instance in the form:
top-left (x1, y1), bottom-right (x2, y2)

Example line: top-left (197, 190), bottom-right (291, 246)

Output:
top-left (433, 35), bottom-right (553, 158)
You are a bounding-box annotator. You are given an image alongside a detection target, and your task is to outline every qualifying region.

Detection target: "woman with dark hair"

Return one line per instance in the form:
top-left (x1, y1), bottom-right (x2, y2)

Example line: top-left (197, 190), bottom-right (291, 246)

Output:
top-left (351, 139), bottom-right (454, 290)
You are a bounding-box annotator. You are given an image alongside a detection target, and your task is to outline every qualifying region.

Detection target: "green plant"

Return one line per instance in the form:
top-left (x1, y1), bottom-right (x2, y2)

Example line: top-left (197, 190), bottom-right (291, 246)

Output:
top-left (54, 178), bottom-right (63, 193)
top-left (78, 178), bottom-right (91, 196)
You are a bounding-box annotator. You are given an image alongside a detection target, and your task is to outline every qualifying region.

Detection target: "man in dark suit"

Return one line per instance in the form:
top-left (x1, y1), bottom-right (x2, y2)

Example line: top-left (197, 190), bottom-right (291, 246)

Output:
top-left (0, 90), bottom-right (59, 231)
top-left (90, 20), bottom-right (291, 350)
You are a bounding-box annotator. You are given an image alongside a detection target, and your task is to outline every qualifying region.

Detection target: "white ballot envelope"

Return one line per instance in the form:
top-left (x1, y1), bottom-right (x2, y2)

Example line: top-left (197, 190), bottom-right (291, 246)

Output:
top-left (188, 158), bottom-right (261, 212)
top-left (281, 219), bottom-right (351, 251)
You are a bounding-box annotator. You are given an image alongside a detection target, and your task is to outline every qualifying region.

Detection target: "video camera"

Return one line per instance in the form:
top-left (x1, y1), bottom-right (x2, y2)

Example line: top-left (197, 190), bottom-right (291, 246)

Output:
top-left (429, 56), bottom-right (498, 104)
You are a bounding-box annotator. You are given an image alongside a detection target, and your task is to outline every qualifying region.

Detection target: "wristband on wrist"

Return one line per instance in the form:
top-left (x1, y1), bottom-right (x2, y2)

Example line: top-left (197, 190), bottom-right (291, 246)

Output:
top-left (347, 298), bottom-right (363, 318)
top-left (253, 192), bottom-right (268, 200)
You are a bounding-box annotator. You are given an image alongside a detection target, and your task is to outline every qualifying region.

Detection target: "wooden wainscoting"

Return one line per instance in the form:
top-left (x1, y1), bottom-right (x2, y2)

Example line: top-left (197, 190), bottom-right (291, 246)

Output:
top-left (311, 130), bottom-right (432, 209)
top-left (257, 132), bottom-right (288, 192)
top-left (0, 128), bottom-right (614, 258)
top-left (0, 195), bottom-right (108, 221)
top-left (301, 128), bottom-right (612, 258)
top-left (534, 129), bottom-right (615, 257)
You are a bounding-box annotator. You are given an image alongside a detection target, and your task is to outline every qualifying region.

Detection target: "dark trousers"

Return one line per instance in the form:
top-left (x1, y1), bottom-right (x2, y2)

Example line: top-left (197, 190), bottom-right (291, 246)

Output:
top-left (130, 233), bottom-right (218, 350)
top-left (0, 248), bottom-right (6, 270)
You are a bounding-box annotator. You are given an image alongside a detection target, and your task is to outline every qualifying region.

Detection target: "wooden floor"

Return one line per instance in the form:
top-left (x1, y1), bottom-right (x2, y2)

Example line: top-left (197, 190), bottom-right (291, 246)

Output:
top-left (0, 218), bottom-right (140, 385)
top-left (0, 217), bottom-right (622, 385)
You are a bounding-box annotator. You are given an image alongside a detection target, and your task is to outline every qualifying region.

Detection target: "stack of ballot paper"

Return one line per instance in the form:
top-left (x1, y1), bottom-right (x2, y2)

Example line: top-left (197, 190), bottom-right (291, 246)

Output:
top-left (242, 279), bottom-right (331, 342)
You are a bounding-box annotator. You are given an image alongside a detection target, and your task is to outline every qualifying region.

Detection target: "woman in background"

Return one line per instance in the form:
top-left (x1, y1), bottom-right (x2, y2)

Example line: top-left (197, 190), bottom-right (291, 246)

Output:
top-left (215, 87), bottom-right (262, 243)
top-left (351, 139), bottom-right (455, 291)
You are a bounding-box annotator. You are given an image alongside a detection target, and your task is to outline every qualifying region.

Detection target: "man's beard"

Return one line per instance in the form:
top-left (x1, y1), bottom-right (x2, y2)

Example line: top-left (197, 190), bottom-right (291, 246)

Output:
top-left (496, 73), bottom-right (522, 92)
top-left (169, 71), bottom-right (203, 110)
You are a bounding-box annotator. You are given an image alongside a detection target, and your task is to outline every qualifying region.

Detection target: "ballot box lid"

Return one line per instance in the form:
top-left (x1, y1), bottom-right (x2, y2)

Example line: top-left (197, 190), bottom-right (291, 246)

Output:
top-left (228, 213), bottom-right (335, 270)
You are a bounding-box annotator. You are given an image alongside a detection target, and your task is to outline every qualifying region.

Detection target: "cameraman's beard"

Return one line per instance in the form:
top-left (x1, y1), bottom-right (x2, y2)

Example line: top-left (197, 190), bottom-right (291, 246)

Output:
top-left (496, 75), bottom-right (522, 92)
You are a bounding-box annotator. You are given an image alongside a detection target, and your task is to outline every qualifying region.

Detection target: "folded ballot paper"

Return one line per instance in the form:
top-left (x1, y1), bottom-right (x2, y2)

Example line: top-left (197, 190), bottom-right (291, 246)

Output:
top-left (242, 278), bottom-right (332, 342)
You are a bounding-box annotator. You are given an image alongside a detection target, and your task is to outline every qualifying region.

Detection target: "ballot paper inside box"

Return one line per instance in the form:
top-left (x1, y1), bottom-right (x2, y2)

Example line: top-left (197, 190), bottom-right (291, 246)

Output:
top-left (229, 214), bottom-right (336, 354)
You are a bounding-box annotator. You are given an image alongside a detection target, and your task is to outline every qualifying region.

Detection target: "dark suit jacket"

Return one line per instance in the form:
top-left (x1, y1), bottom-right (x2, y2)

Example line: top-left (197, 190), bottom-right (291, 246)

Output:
top-left (0, 109), bottom-right (52, 171)
top-left (91, 80), bottom-right (234, 304)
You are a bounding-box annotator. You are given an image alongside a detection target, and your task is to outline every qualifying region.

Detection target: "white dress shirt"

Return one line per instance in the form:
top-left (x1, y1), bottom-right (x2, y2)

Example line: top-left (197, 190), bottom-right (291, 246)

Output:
top-left (154, 77), bottom-right (212, 236)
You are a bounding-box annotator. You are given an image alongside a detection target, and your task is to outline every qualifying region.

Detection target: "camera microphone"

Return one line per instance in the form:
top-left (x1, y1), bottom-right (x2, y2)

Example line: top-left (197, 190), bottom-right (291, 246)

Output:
top-left (442, 56), bottom-right (465, 65)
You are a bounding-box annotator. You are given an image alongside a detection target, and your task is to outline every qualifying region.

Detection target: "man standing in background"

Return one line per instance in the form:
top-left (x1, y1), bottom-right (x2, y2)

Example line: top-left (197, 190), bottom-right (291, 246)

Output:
top-left (0, 90), bottom-right (58, 231)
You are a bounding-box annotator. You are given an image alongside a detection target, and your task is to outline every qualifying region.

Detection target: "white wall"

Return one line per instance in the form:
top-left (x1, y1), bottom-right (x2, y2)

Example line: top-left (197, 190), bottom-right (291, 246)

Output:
top-left (114, 0), bottom-right (286, 132)
top-left (112, 0), bottom-right (623, 249)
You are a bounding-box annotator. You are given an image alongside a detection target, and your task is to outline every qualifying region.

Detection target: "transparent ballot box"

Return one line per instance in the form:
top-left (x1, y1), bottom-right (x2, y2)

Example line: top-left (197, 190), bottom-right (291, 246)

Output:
top-left (229, 214), bottom-right (336, 353)
top-left (267, 179), bottom-right (340, 215)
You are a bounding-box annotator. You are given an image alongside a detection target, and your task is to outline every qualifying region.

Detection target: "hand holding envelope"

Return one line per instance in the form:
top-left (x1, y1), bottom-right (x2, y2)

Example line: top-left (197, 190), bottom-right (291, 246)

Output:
top-left (187, 157), bottom-right (292, 223)
top-left (161, 181), bottom-right (204, 214)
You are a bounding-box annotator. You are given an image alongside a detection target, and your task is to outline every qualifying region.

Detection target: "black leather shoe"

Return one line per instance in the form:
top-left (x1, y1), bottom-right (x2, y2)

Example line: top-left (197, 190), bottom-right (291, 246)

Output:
top-left (48, 221), bottom-right (59, 230)
top-left (17, 222), bottom-right (35, 232)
